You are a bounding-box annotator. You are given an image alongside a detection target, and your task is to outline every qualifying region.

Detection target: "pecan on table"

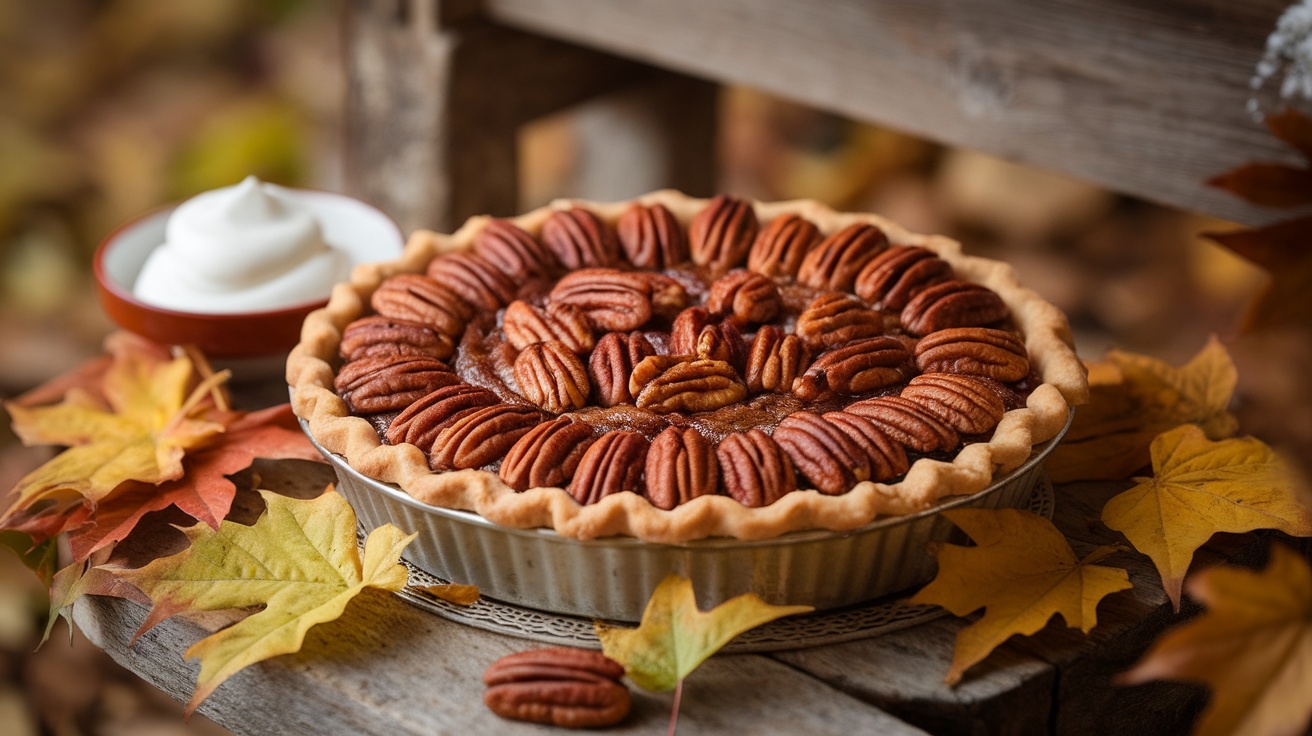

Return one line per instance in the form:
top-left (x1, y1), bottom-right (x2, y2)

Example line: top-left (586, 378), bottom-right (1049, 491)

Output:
top-left (385, 384), bottom-right (500, 454)
top-left (716, 429), bottom-right (797, 507)
top-left (745, 325), bottom-right (812, 394)
top-left (794, 292), bottom-right (886, 350)
top-left (588, 331), bottom-right (657, 406)
top-left (629, 356), bottom-right (748, 414)
top-left (644, 426), bottom-right (718, 510)
top-left (900, 373), bottom-right (1007, 434)
top-left (474, 218), bottom-right (559, 280)
top-left (792, 336), bottom-right (912, 401)
top-left (616, 201), bottom-right (687, 269)
top-left (425, 252), bottom-right (518, 311)
top-left (549, 268), bottom-right (653, 332)
top-left (500, 416), bottom-right (596, 491)
top-left (843, 395), bottom-right (960, 454)
top-left (541, 207), bottom-right (619, 270)
top-left (502, 300), bottom-right (595, 354)
top-left (689, 194), bottom-right (759, 276)
top-left (514, 340), bottom-right (591, 414)
top-left (706, 269), bottom-right (782, 327)
top-left (483, 647), bottom-right (631, 728)
top-left (900, 280), bottom-right (1009, 337)
top-left (797, 222), bottom-right (889, 292)
top-left (773, 411), bottom-right (872, 494)
top-left (567, 430), bottom-right (649, 505)
top-left (914, 327), bottom-right (1030, 382)
top-left (854, 244), bottom-right (952, 310)
top-left (339, 316), bottom-right (454, 362)
top-left (822, 411), bottom-right (910, 482)
top-left (370, 273), bottom-right (472, 340)
top-left (334, 354), bottom-right (460, 414)
top-left (747, 212), bottom-right (821, 279)
top-left (429, 404), bottom-right (544, 471)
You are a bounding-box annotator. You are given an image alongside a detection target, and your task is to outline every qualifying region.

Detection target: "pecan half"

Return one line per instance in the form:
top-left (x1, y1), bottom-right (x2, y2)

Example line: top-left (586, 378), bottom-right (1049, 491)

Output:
top-left (514, 340), bottom-right (591, 414)
top-left (499, 417), bottom-right (595, 490)
top-left (425, 252), bottom-right (518, 310)
top-left (794, 292), bottom-right (885, 350)
top-left (616, 201), bottom-right (687, 269)
top-left (668, 307), bottom-right (747, 370)
top-left (797, 223), bottom-right (889, 292)
top-left (914, 327), bottom-right (1030, 382)
top-left (854, 245), bottom-right (952, 309)
top-left (567, 430), bottom-right (649, 505)
top-left (773, 411), bottom-right (872, 494)
top-left (429, 404), bottom-right (544, 471)
top-left (668, 306), bottom-right (711, 356)
top-left (588, 331), bottom-right (657, 406)
top-left (747, 213), bottom-right (821, 278)
top-left (630, 357), bottom-right (748, 414)
top-left (339, 316), bottom-right (454, 362)
top-left (900, 373), bottom-right (1006, 434)
top-left (541, 207), bottom-right (618, 269)
top-left (822, 411), bottom-right (910, 482)
top-left (644, 426), bottom-right (718, 510)
top-left (745, 325), bottom-right (812, 393)
top-left (334, 354), bottom-right (460, 414)
top-left (483, 647), bottom-right (631, 729)
top-left (716, 429), bottom-right (797, 507)
top-left (792, 336), bottom-right (912, 400)
top-left (370, 274), bottom-right (472, 340)
top-left (641, 271), bottom-right (691, 319)
top-left (900, 280), bottom-right (1010, 337)
top-left (385, 384), bottom-right (500, 453)
top-left (705, 269), bottom-right (782, 326)
top-left (688, 194), bottom-right (758, 276)
top-left (549, 268), bottom-right (653, 332)
top-left (474, 219), bottom-right (558, 280)
top-left (502, 300), bottom-right (595, 354)
top-left (843, 395), bottom-right (960, 454)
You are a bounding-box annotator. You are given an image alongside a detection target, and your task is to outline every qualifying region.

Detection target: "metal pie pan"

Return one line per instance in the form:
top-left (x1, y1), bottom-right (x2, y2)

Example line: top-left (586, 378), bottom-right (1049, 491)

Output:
top-left (306, 411), bottom-right (1071, 622)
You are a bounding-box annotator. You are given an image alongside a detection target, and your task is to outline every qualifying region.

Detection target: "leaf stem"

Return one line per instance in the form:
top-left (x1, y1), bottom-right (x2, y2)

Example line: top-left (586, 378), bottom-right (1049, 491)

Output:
top-left (667, 679), bottom-right (682, 736)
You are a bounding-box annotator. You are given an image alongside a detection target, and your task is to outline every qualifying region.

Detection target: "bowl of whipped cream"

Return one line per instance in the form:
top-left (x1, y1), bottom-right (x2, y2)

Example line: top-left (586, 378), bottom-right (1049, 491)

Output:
top-left (94, 176), bottom-right (403, 359)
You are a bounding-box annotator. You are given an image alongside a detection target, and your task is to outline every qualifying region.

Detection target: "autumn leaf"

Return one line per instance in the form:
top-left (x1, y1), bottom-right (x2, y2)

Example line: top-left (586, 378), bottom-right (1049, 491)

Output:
top-left (1048, 336), bottom-right (1238, 482)
top-left (418, 584), bottom-right (480, 606)
top-left (1101, 425), bottom-right (1312, 610)
top-left (595, 574), bottom-right (812, 692)
top-left (909, 508), bottom-right (1132, 685)
top-left (1206, 163), bottom-right (1312, 208)
top-left (1119, 544), bottom-right (1312, 736)
top-left (114, 489), bottom-right (413, 715)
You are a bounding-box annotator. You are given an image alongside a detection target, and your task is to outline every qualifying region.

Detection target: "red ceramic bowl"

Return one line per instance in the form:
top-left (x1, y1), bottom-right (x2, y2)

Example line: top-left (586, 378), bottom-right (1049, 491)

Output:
top-left (94, 189), bottom-right (403, 358)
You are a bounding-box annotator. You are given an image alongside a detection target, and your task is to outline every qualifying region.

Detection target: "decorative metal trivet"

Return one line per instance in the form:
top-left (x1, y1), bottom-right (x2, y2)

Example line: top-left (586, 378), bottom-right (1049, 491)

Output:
top-left (381, 474), bottom-right (1055, 653)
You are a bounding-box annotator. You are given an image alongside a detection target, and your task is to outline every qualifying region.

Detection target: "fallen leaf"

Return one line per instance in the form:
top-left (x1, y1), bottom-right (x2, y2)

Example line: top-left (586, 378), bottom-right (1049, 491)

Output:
top-left (595, 574), bottom-right (812, 692)
top-left (1206, 163), bottom-right (1312, 208)
top-left (909, 508), bottom-right (1132, 685)
top-left (418, 584), bottom-right (479, 606)
top-left (1048, 336), bottom-right (1238, 482)
top-left (1101, 425), bottom-right (1312, 609)
top-left (1205, 216), bottom-right (1312, 331)
top-left (1119, 544), bottom-right (1312, 736)
top-left (115, 489), bottom-right (415, 714)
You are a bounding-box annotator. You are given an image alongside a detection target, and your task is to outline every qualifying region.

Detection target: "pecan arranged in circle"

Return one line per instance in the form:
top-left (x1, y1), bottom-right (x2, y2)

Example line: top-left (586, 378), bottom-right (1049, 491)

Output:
top-left (568, 430), bottom-right (649, 505)
top-left (371, 274), bottom-right (472, 340)
top-left (474, 218), bottom-right (558, 280)
top-left (541, 207), bottom-right (619, 269)
top-left (795, 292), bottom-right (886, 350)
top-left (385, 384), bottom-right (500, 453)
top-left (429, 404), bottom-right (544, 471)
top-left (689, 194), bottom-right (758, 276)
top-left (616, 201), bottom-right (687, 269)
top-left (339, 316), bottom-right (454, 362)
top-left (793, 336), bottom-right (912, 401)
top-left (588, 331), bottom-right (657, 406)
top-left (425, 252), bottom-right (518, 310)
top-left (706, 269), bottom-right (782, 326)
top-left (901, 280), bottom-right (1009, 337)
top-left (747, 212), bottom-right (821, 278)
top-left (854, 244), bottom-right (952, 310)
top-left (644, 426), bottom-right (718, 510)
top-left (914, 327), bottom-right (1029, 382)
top-left (483, 647), bottom-right (631, 728)
top-left (844, 395), bottom-right (960, 453)
top-left (745, 325), bottom-right (812, 393)
top-left (334, 354), bottom-right (460, 414)
top-left (822, 411), bottom-right (910, 482)
top-left (549, 268), bottom-right (653, 332)
top-left (499, 417), bottom-right (596, 491)
top-left (630, 356), bottom-right (748, 414)
top-left (716, 429), bottom-right (797, 507)
top-left (502, 300), bottom-right (595, 354)
top-left (797, 222), bottom-right (889, 292)
top-left (773, 411), bottom-right (872, 494)
top-left (514, 340), bottom-right (591, 414)
top-left (900, 373), bottom-right (1006, 434)
top-left (668, 307), bottom-right (747, 371)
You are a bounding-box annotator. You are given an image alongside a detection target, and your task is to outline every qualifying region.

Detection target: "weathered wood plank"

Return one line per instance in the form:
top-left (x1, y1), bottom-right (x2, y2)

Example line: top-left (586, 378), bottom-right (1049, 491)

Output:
top-left (483, 0), bottom-right (1297, 225)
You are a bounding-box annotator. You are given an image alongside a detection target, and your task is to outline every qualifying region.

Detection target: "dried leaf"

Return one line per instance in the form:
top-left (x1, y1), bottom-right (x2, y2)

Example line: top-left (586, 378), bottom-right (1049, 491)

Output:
top-left (1101, 425), bottom-right (1312, 610)
top-left (1205, 216), bottom-right (1312, 332)
top-left (115, 489), bottom-right (414, 714)
top-left (595, 574), bottom-right (812, 692)
top-left (909, 508), bottom-right (1132, 685)
top-left (1206, 163), bottom-right (1312, 208)
top-left (1048, 336), bottom-right (1238, 482)
top-left (418, 583), bottom-right (479, 606)
top-left (1264, 108), bottom-right (1312, 161)
top-left (1120, 544), bottom-right (1312, 736)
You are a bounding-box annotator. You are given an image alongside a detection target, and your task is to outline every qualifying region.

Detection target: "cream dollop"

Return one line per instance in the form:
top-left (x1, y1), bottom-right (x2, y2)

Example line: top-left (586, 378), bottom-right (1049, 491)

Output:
top-left (133, 176), bottom-right (350, 313)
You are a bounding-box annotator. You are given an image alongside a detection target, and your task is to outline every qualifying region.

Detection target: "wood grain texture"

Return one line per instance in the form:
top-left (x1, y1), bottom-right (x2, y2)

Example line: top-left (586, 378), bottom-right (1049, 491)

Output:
top-left (482, 0), bottom-right (1297, 225)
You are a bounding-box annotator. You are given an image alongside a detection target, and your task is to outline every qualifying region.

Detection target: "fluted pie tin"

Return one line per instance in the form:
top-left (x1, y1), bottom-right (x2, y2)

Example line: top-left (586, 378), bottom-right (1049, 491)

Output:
top-left (308, 411), bottom-right (1071, 622)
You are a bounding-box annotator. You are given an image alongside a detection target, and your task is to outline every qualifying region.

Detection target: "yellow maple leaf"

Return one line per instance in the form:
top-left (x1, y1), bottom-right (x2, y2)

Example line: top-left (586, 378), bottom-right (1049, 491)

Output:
top-left (1049, 336), bottom-right (1238, 482)
top-left (115, 489), bottom-right (415, 715)
top-left (1101, 424), bottom-right (1312, 610)
top-left (595, 574), bottom-right (812, 692)
top-left (909, 508), bottom-right (1133, 685)
top-left (1120, 544), bottom-right (1312, 736)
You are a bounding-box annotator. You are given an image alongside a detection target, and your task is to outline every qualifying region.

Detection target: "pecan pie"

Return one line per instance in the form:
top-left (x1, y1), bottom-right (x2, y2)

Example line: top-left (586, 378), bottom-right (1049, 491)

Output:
top-left (289, 191), bottom-right (1087, 542)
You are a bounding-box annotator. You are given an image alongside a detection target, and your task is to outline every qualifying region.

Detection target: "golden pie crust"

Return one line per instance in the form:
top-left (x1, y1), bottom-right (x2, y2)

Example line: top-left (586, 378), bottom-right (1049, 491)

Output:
top-left (288, 191), bottom-right (1088, 542)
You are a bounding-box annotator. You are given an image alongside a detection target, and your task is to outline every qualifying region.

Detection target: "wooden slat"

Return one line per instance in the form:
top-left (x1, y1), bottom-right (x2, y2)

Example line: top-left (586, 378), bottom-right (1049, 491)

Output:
top-left (483, 0), bottom-right (1298, 226)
